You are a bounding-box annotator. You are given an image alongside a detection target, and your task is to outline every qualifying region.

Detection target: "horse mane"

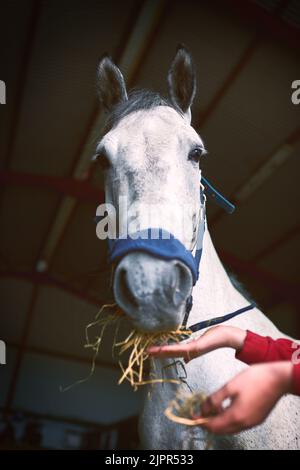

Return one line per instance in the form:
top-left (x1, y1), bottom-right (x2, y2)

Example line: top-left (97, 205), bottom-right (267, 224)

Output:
top-left (101, 89), bottom-right (183, 137)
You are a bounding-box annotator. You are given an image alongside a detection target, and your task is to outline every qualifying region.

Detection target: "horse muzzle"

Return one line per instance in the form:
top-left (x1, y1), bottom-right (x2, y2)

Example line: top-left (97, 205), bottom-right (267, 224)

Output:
top-left (110, 229), bottom-right (194, 332)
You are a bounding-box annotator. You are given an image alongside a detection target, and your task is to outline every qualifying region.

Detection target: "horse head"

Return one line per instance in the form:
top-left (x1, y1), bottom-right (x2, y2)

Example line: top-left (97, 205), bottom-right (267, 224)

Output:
top-left (95, 47), bottom-right (206, 332)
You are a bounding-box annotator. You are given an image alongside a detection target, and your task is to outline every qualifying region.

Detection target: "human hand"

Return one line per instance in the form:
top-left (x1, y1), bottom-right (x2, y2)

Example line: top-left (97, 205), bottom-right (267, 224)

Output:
top-left (148, 325), bottom-right (247, 362)
top-left (200, 361), bottom-right (294, 434)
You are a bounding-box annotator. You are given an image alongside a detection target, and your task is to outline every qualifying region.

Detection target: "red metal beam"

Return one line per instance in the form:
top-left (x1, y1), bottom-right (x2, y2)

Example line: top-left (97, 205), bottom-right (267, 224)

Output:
top-left (0, 170), bottom-right (104, 204)
top-left (7, 341), bottom-right (119, 371)
top-left (252, 223), bottom-right (300, 263)
top-left (2, 169), bottom-right (300, 303)
top-left (222, 0), bottom-right (300, 51)
top-left (0, 406), bottom-right (136, 430)
top-left (2, 245), bottom-right (300, 310)
top-left (0, 270), bottom-right (109, 307)
top-left (221, 248), bottom-right (300, 337)
top-left (220, 249), bottom-right (300, 302)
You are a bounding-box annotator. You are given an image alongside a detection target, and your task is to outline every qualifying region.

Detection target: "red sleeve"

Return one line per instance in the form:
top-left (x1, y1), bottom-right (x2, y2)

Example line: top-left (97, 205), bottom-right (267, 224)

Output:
top-left (236, 330), bottom-right (297, 363)
top-left (293, 365), bottom-right (300, 396)
top-left (236, 330), bottom-right (300, 396)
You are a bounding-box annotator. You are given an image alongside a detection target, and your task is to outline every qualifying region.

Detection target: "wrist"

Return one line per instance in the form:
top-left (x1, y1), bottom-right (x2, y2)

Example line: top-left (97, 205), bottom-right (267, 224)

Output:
top-left (270, 361), bottom-right (294, 394)
top-left (227, 327), bottom-right (247, 352)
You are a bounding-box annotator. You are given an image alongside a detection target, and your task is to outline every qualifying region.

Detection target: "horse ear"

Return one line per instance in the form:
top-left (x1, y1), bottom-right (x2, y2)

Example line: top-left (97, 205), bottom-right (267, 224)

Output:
top-left (167, 46), bottom-right (196, 123)
top-left (97, 54), bottom-right (128, 112)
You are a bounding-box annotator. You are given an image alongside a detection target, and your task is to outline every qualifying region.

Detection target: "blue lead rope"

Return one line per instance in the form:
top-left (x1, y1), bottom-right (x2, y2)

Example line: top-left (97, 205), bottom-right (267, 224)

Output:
top-left (185, 302), bottom-right (256, 335)
top-left (201, 177), bottom-right (235, 214)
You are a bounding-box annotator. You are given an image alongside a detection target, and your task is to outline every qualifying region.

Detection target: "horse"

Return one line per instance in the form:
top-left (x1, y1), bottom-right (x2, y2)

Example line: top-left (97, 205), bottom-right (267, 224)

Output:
top-left (95, 47), bottom-right (300, 449)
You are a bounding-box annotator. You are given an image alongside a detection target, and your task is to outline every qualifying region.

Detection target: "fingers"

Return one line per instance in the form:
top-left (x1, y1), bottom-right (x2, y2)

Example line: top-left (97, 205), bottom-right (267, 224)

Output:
top-left (201, 384), bottom-right (232, 417)
top-left (147, 339), bottom-right (200, 362)
top-left (202, 407), bottom-right (243, 435)
top-left (148, 325), bottom-right (229, 362)
top-left (200, 384), bottom-right (246, 435)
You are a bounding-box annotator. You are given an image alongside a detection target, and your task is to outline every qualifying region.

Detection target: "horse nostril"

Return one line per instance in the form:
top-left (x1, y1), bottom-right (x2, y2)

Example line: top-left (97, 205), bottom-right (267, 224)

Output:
top-left (171, 262), bottom-right (193, 307)
top-left (117, 267), bottom-right (139, 309)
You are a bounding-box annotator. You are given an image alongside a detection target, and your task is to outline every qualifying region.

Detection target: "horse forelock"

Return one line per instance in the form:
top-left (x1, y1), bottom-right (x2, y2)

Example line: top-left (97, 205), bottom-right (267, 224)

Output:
top-left (100, 89), bottom-right (184, 137)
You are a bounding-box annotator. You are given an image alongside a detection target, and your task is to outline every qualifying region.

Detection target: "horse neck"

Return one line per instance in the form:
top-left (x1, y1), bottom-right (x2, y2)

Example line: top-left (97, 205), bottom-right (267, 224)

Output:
top-left (187, 228), bottom-right (247, 326)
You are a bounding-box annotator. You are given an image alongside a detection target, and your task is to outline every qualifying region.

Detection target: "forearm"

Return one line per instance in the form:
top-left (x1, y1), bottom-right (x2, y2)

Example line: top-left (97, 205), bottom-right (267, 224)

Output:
top-left (269, 361), bottom-right (294, 394)
top-left (235, 330), bottom-right (300, 396)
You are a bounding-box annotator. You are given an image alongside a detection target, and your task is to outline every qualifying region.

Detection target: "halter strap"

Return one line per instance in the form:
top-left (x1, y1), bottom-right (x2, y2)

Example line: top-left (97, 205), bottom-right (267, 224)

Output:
top-left (182, 302), bottom-right (256, 337)
top-left (180, 181), bottom-right (256, 335)
top-left (201, 177), bottom-right (235, 214)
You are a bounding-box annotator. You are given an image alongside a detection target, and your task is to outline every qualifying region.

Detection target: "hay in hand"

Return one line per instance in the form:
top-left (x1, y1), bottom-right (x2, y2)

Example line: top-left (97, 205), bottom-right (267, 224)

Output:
top-left (165, 389), bottom-right (211, 426)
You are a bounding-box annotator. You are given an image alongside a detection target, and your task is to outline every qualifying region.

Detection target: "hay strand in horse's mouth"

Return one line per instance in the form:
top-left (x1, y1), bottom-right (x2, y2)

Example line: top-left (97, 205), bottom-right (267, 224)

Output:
top-left (84, 303), bottom-right (192, 390)
top-left (164, 390), bottom-right (211, 426)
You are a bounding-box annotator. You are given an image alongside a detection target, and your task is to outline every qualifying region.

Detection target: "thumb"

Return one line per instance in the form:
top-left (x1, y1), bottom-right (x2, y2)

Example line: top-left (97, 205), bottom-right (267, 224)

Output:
top-left (201, 384), bottom-right (234, 417)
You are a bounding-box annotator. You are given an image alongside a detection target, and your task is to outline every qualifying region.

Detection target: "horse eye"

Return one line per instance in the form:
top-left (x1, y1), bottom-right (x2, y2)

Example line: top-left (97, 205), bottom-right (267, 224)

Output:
top-left (95, 151), bottom-right (111, 170)
top-left (188, 147), bottom-right (205, 163)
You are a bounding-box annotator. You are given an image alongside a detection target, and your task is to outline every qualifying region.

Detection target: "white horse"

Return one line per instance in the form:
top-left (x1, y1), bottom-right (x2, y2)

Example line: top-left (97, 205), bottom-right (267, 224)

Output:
top-left (95, 47), bottom-right (300, 450)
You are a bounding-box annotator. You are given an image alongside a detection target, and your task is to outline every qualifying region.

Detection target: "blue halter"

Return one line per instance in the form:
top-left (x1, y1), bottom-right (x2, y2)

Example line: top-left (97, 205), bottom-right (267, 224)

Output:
top-left (108, 187), bottom-right (206, 286)
top-left (96, 177), bottom-right (256, 332)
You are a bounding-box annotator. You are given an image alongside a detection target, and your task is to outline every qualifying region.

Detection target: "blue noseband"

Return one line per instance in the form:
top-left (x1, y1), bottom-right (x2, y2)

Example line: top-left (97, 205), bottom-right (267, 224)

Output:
top-left (109, 229), bottom-right (201, 286)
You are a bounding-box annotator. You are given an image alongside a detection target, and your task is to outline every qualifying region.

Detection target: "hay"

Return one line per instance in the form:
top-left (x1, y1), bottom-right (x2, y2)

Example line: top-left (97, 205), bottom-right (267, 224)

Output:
top-left (60, 303), bottom-right (121, 392)
top-left (114, 328), bottom-right (192, 390)
top-left (164, 389), bottom-right (211, 426)
top-left (84, 303), bottom-right (193, 391)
